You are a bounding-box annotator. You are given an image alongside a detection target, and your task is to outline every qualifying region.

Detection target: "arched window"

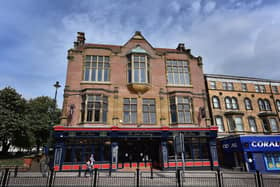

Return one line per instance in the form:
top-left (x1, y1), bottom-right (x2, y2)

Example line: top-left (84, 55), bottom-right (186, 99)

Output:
top-left (248, 117), bottom-right (257, 132)
top-left (215, 116), bottom-right (224, 132)
top-left (212, 96), bottom-right (220, 109)
top-left (244, 98), bottom-right (252, 110)
top-left (231, 97), bottom-right (238, 109)
top-left (258, 99), bottom-right (265, 111)
top-left (276, 100), bottom-right (280, 111)
top-left (264, 99), bottom-right (271, 111)
top-left (225, 97), bottom-right (231, 109)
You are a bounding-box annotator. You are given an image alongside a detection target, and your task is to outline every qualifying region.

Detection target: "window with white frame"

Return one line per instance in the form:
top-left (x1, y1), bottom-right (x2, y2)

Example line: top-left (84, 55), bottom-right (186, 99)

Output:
top-left (212, 96), bottom-right (220, 109)
top-left (123, 98), bottom-right (137, 124)
top-left (142, 99), bottom-right (156, 124)
top-left (258, 99), bottom-right (271, 111)
top-left (255, 84), bottom-right (266, 93)
top-left (244, 98), bottom-right (252, 110)
top-left (215, 116), bottom-right (225, 132)
top-left (167, 60), bottom-right (190, 85)
top-left (170, 96), bottom-right (192, 123)
top-left (225, 97), bottom-right (239, 110)
top-left (272, 86), bottom-right (278, 93)
top-left (84, 56), bottom-right (110, 82)
top-left (269, 118), bottom-right (279, 132)
top-left (276, 100), bottom-right (280, 111)
top-left (262, 118), bottom-right (278, 133)
top-left (241, 83), bottom-right (247, 92)
top-left (81, 95), bottom-right (108, 123)
top-left (223, 82), bottom-right (234, 90)
top-left (210, 81), bottom-right (216, 89)
top-left (128, 55), bottom-right (149, 83)
top-left (248, 117), bottom-right (257, 132)
top-left (227, 117), bottom-right (244, 132)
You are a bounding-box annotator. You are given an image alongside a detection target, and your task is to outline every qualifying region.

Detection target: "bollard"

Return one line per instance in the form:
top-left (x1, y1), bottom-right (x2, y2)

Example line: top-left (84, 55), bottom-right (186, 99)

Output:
top-left (136, 168), bottom-right (140, 187)
top-left (93, 168), bottom-right (98, 187)
top-left (78, 165), bottom-right (82, 177)
top-left (14, 166), bottom-right (18, 177)
top-left (150, 165), bottom-right (153, 179)
top-left (217, 168), bottom-right (222, 187)
top-left (48, 168), bottom-right (54, 187)
top-left (256, 170), bottom-right (262, 187)
top-left (176, 169), bottom-right (181, 187)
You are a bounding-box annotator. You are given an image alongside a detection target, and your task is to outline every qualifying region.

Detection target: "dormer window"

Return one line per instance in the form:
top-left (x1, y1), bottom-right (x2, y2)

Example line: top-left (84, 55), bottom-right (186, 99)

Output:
top-left (128, 54), bottom-right (149, 83)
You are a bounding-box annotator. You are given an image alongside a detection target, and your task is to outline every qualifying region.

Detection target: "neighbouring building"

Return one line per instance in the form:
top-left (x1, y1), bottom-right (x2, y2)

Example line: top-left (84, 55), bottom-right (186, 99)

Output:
top-left (205, 74), bottom-right (280, 173)
top-left (53, 32), bottom-right (219, 171)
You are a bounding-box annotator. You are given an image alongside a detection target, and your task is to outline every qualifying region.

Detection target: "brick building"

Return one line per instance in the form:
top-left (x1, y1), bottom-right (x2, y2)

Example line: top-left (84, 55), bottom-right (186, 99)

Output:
top-left (205, 74), bottom-right (280, 172)
top-left (53, 32), bottom-right (219, 171)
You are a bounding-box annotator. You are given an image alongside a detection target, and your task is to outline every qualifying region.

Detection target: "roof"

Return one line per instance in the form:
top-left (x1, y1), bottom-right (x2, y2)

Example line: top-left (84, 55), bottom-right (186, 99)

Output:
top-left (83, 43), bottom-right (182, 54)
top-left (205, 73), bottom-right (280, 83)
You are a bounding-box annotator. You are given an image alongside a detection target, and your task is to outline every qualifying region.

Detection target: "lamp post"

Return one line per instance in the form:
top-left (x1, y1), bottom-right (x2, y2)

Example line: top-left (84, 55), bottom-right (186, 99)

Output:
top-left (53, 81), bottom-right (61, 105)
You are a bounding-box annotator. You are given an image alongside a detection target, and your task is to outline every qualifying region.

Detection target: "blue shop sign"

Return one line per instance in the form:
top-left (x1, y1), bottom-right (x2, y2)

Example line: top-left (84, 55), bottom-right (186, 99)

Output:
top-left (241, 136), bottom-right (280, 152)
top-left (221, 135), bottom-right (280, 152)
top-left (221, 138), bottom-right (242, 152)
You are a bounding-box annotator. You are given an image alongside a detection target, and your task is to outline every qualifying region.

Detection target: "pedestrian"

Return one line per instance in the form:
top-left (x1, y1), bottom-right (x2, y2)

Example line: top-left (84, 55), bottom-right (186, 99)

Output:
top-left (84, 159), bottom-right (93, 177)
top-left (90, 154), bottom-right (95, 166)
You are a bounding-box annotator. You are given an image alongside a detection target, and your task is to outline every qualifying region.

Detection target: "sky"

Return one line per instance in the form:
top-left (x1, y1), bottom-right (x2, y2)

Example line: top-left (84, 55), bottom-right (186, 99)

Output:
top-left (1, 0), bottom-right (280, 108)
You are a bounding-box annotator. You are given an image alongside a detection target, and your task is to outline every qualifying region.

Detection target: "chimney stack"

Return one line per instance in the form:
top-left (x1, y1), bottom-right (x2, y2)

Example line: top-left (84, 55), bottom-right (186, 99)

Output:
top-left (176, 43), bottom-right (185, 52)
top-left (74, 32), bottom-right (85, 48)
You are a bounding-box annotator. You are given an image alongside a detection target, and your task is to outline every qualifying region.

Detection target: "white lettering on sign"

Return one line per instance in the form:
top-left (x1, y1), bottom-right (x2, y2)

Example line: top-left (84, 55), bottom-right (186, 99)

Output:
top-left (251, 141), bottom-right (280, 148)
top-left (222, 143), bottom-right (238, 149)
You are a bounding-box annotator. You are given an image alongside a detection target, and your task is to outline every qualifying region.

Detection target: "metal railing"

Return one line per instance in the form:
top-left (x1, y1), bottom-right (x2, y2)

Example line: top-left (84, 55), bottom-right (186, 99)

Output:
top-left (1, 168), bottom-right (280, 187)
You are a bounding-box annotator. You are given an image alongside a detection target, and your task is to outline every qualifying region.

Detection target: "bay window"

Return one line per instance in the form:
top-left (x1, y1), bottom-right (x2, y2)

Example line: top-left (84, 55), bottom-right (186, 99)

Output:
top-left (128, 55), bottom-right (149, 83)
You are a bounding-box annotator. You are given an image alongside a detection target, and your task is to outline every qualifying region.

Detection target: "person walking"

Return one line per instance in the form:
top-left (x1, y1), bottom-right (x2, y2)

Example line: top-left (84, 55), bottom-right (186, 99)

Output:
top-left (84, 159), bottom-right (93, 177)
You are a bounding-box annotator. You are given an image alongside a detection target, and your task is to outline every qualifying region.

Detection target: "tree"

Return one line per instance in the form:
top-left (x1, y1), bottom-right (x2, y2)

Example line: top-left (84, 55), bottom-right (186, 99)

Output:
top-left (0, 87), bottom-right (27, 154)
top-left (25, 96), bottom-right (61, 153)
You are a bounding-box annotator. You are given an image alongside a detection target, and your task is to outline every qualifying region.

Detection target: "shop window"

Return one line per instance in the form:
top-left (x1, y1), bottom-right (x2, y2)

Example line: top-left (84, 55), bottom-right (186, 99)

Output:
top-left (83, 55), bottom-right (110, 82)
top-left (169, 96), bottom-right (192, 124)
top-left (74, 147), bottom-right (84, 162)
top-left (248, 117), bottom-right (257, 132)
top-left (81, 95), bottom-right (108, 123)
top-left (123, 98), bottom-right (137, 124)
top-left (64, 146), bottom-right (73, 162)
top-left (215, 116), bottom-right (225, 132)
top-left (142, 99), bottom-right (156, 124)
top-left (244, 98), bottom-right (252, 110)
top-left (166, 60), bottom-right (190, 85)
top-left (212, 96), bottom-right (220, 109)
top-left (264, 153), bottom-right (280, 170)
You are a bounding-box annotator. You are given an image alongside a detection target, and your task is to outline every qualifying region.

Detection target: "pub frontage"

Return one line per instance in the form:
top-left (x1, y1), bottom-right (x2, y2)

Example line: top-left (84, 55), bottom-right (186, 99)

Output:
top-left (53, 126), bottom-right (218, 171)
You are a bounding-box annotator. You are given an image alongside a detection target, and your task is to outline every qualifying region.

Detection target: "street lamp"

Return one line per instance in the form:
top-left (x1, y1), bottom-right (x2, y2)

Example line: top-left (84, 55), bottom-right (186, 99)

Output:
top-left (53, 81), bottom-right (61, 105)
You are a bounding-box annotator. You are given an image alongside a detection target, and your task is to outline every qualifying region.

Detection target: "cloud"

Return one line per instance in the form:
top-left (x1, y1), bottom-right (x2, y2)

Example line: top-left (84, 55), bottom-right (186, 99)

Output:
top-left (1, 0), bottom-right (280, 108)
top-left (203, 1), bottom-right (216, 13)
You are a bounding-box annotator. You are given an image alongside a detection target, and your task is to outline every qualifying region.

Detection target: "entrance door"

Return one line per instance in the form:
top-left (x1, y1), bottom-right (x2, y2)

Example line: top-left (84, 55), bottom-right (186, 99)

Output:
top-left (118, 138), bottom-right (161, 168)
